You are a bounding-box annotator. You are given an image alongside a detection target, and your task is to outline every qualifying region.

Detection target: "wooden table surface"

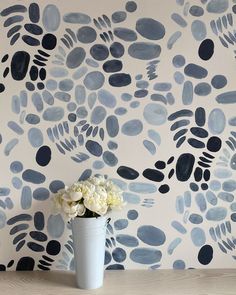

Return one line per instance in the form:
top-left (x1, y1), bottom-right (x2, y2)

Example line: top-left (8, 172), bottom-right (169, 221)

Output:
top-left (0, 269), bottom-right (235, 295)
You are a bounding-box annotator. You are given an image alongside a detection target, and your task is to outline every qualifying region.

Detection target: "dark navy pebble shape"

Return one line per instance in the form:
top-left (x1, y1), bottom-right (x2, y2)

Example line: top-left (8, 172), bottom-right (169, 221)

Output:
top-left (142, 168), bottom-right (164, 182)
top-left (159, 184), bottom-right (170, 194)
top-left (109, 73), bottom-right (131, 87)
top-left (36, 145), bottom-right (51, 167)
top-left (103, 60), bottom-right (123, 73)
top-left (188, 138), bottom-right (205, 148)
top-left (195, 107), bottom-right (206, 127)
top-left (30, 66), bottom-right (38, 81)
top-left (184, 63), bottom-right (208, 79)
top-left (110, 42), bottom-right (124, 58)
top-left (198, 39), bottom-right (214, 61)
top-left (42, 34), bottom-right (57, 50)
top-left (194, 167), bottom-right (202, 182)
top-left (11, 51), bottom-right (30, 80)
top-left (1, 5), bottom-right (27, 16)
top-left (22, 169), bottom-right (46, 184)
top-left (176, 153), bottom-right (195, 181)
top-left (155, 161), bottom-right (166, 169)
top-left (0, 84), bottom-right (5, 93)
top-left (27, 242), bottom-right (45, 252)
top-left (198, 245), bottom-right (213, 265)
top-left (29, 3), bottom-right (40, 23)
top-left (117, 166), bottom-right (139, 180)
top-left (90, 44), bottom-right (109, 61)
top-left (46, 240), bottom-right (61, 255)
top-left (204, 169), bottom-right (210, 181)
top-left (16, 257), bottom-right (35, 271)
top-left (85, 140), bottom-right (103, 156)
top-left (190, 127), bottom-right (208, 138)
top-left (207, 136), bottom-right (222, 152)
top-left (24, 24), bottom-right (43, 35)
top-left (22, 35), bottom-right (40, 46)
top-left (30, 231), bottom-right (47, 242)
top-left (167, 156), bottom-right (174, 164)
top-left (106, 264), bottom-right (124, 270)
top-left (34, 211), bottom-right (44, 231)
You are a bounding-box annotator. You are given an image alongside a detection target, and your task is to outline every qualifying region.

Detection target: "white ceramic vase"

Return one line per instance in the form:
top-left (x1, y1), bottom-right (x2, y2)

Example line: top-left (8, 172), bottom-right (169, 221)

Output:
top-left (71, 216), bottom-right (107, 289)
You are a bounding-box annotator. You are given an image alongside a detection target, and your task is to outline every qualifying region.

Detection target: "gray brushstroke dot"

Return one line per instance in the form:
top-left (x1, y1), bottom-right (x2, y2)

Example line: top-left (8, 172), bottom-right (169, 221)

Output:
top-left (171, 13), bottom-right (187, 27)
top-left (116, 234), bottom-right (139, 247)
top-left (218, 192), bottom-right (234, 202)
top-left (143, 140), bottom-right (156, 155)
top-left (214, 168), bottom-right (232, 179)
top-left (191, 227), bottom-right (206, 247)
top-left (98, 89), bottom-right (116, 108)
top-left (172, 55), bottom-right (185, 68)
top-left (83, 71), bottom-right (105, 90)
top-left (49, 180), bottom-right (65, 193)
top-left (46, 79), bottom-right (57, 91)
top-left (211, 75), bottom-right (227, 89)
top-left (22, 169), bottom-right (46, 184)
top-left (63, 13), bottom-right (91, 24)
top-left (114, 28), bottom-right (137, 41)
top-left (32, 93), bottom-right (43, 112)
top-left (130, 101), bottom-right (140, 108)
top-left (206, 191), bottom-right (217, 205)
top-left (143, 103), bottom-right (167, 125)
top-left (42, 90), bottom-right (54, 105)
top-left (73, 66), bottom-right (88, 80)
top-left (182, 81), bottom-right (193, 105)
top-left (42, 4), bottom-right (60, 32)
top-left (75, 85), bottom-right (86, 105)
top-left (103, 151), bottom-right (118, 167)
top-left (184, 63), bottom-right (208, 79)
top-left (223, 180), bottom-right (236, 192)
top-left (90, 106), bottom-right (106, 124)
top-left (115, 107), bottom-right (127, 115)
top-left (77, 26), bottom-right (97, 43)
top-left (189, 214), bottom-right (203, 224)
top-left (43, 107), bottom-right (64, 121)
top-left (86, 58), bottom-right (99, 68)
top-left (66, 47), bottom-right (86, 69)
top-left (28, 128), bottom-right (43, 148)
top-left (50, 67), bottom-right (68, 78)
top-left (171, 221), bottom-right (187, 234)
top-left (33, 187), bottom-right (50, 201)
top-left (76, 106), bottom-right (88, 118)
top-left (137, 225), bottom-right (166, 246)
top-left (196, 193), bottom-right (207, 212)
top-left (229, 117), bottom-right (236, 126)
top-left (0, 210), bottom-right (6, 229)
top-left (207, 0), bottom-right (229, 13)
top-left (47, 214), bottom-right (65, 238)
top-left (121, 93), bottom-right (132, 101)
top-left (136, 18), bottom-right (165, 40)
top-left (167, 31), bottom-right (182, 49)
top-left (129, 182), bottom-right (157, 193)
top-left (114, 219), bottom-right (128, 230)
top-left (88, 92), bottom-right (96, 109)
top-left (208, 108), bottom-right (226, 134)
top-left (121, 119), bottom-right (143, 136)
top-left (59, 79), bottom-right (74, 92)
top-left (210, 180), bottom-right (221, 191)
top-left (130, 248), bottom-right (162, 264)
top-left (8, 121), bottom-right (24, 135)
top-left (5, 197), bottom-right (13, 210)
top-left (10, 161), bottom-right (23, 173)
top-left (154, 83), bottom-right (171, 91)
top-left (112, 11), bottom-right (127, 23)
top-left (55, 92), bottom-right (71, 102)
top-left (184, 191), bottom-right (191, 207)
top-left (191, 20), bottom-right (206, 41)
top-left (106, 116), bottom-right (119, 137)
top-left (21, 186), bottom-right (32, 210)
top-left (108, 141), bottom-right (118, 150)
top-left (123, 192), bottom-right (140, 204)
top-left (173, 260), bottom-right (185, 269)
top-left (67, 102), bottom-right (77, 112)
top-left (93, 161), bottom-right (104, 170)
top-left (189, 5), bottom-right (204, 17)
top-left (20, 91), bottom-right (27, 107)
top-left (216, 91), bottom-right (236, 104)
top-left (4, 139), bottom-right (19, 156)
top-left (12, 177), bottom-right (22, 189)
top-left (174, 71), bottom-right (184, 84)
top-left (206, 207), bottom-right (227, 221)
top-left (127, 210), bottom-right (138, 220)
top-left (194, 83), bottom-right (211, 96)
top-left (0, 188), bottom-right (10, 196)
top-left (128, 42), bottom-right (161, 60)
top-left (148, 130), bottom-right (161, 145)
top-left (136, 80), bottom-right (149, 89)
top-left (85, 140), bottom-right (102, 156)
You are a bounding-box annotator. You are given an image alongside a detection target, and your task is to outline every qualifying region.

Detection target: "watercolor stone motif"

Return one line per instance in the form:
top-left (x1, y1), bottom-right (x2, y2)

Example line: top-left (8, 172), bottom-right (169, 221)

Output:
top-left (0, 0), bottom-right (236, 271)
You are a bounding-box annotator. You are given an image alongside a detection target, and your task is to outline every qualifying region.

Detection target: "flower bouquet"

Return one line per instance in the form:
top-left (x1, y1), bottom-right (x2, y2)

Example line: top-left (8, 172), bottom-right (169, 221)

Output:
top-left (53, 175), bottom-right (125, 289)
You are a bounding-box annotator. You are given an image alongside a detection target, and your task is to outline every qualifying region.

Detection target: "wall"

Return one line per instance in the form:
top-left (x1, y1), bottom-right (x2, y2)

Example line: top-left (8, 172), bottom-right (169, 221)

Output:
top-left (0, 0), bottom-right (236, 271)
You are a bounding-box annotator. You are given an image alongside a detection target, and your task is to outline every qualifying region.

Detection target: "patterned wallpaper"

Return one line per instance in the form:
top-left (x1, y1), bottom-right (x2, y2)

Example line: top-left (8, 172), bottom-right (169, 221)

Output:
top-left (0, 0), bottom-right (236, 271)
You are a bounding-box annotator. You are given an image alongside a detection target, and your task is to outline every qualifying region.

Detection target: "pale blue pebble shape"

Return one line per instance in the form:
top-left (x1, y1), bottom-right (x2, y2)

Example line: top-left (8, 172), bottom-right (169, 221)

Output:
top-left (174, 71), bottom-right (185, 84)
top-left (208, 108), bottom-right (226, 134)
top-left (50, 67), bottom-right (68, 78)
top-left (106, 115), bottom-right (119, 138)
top-left (12, 177), bottom-right (22, 189)
top-left (59, 79), bottom-right (74, 92)
top-left (42, 90), bottom-right (54, 105)
top-left (110, 178), bottom-right (128, 190)
top-left (21, 186), bottom-right (32, 210)
top-left (167, 31), bottom-right (182, 49)
top-left (137, 225), bottom-right (166, 246)
top-left (66, 47), bottom-right (86, 69)
top-left (98, 89), bottom-right (116, 108)
top-left (0, 188), bottom-right (10, 196)
top-left (195, 193), bottom-right (207, 212)
top-left (182, 81), bottom-right (193, 105)
top-left (171, 13), bottom-right (187, 27)
top-left (83, 71), bottom-right (105, 90)
top-left (143, 140), bottom-right (156, 155)
top-left (5, 197), bottom-right (13, 210)
top-left (93, 160), bottom-right (105, 170)
top-left (216, 91), bottom-right (236, 104)
top-left (229, 117), bottom-right (236, 126)
top-left (63, 13), bottom-right (91, 24)
top-left (121, 93), bottom-right (132, 101)
top-left (173, 55), bottom-right (185, 68)
top-left (168, 238), bottom-right (182, 255)
top-left (129, 182), bottom-right (157, 193)
top-left (191, 227), bottom-right (206, 247)
top-left (130, 248), bottom-right (162, 264)
top-left (176, 0), bottom-right (184, 5)
top-left (206, 0), bottom-right (229, 13)
top-left (4, 138), bottom-right (19, 156)
top-left (114, 219), bottom-right (128, 230)
top-left (55, 92), bottom-right (71, 102)
top-left (176, 195), bottom-right (184, 214)
top-left (10, 161), bottom-right (23, 173)
top-left (128, 42), bottom-right (161, 60)
top-left (209, 180), bottom-right (221, 191)
top-left (191, 20), bottom-right (206, 41)
top-left (206, 207), bottom-right (227, 221)
top-left (12, 95), bottom-right (20, 114)
top-left (130, 101), bottom-right (140, 108)
top-left (136, 80), bottom-right (149, 89)
top-left (171, 221), bottom-right (187, 234)
top-left (0, 210), bottom-right (7, 229)
top-left (79, 169), bottom-right (92, 181)
top-left (20, 90), bottom-right (27, 107)
top-left (214, 168), bottom-right (232, 179)
top-left (75, 85), bottom-right (86, 105)
top-left (189, 214), bottom-right (203, 224)
top-left (184, 191), bottom-right (191, 207)
top-left (47, 214), bottom-right (65, 238)
top-left (88, 92), bottom-right (97, 109)
top-left (223, 180), bottom-right (236, 192)
top-left (8, 121), bottom-right (24, 135)
top-left (42, 4), bottom-right (60, 31)
top-left (194, 83), bottom-right (211, 96)
top-left (218, 192), bottom-right (234, 202)
top-left (127, 209), bottom-right (138, 220)
top-left (143, 103), bottom-right (167, 126)
top-left (43, 107), bottom-right (64, 121)
top-left (67, 102), bottom-right (77, 112)
top-left (148, 130), bottom-right (161, 145)
top-left (115, 107), bottom-right (127, 116)
top-left (173, 260), bottom-right (185, 269)
top-left (116, 234), bottom-right (139, 247)
top-left (28, 128), bottom-right (43, 148)
top-left (154, 83), bottom-right (171, 91)
top-left (33, 187), bottom-right (50, 201)
top-left (123, 192), bottom-right (141, 204)
top-left (32, 92), bottom-right (43, 112)
top-left (46, 79), bottom-right (57, 91)
top-left (206, 191), bottom-right (217, 205)
top-left (103, 151), bottom-right (118, 167)
top-left (231, 202), bottom-right (236, 211)
top-left (121, 119), bottom-right (143, 136)
top-left (72, 66), bottom-right (88, 80)
top-left (91, 106), bottom-right (106, 124)
top-left (85, 58), bottom-right (99, 68)
top-left (22, 169), bottom-right (46, 184)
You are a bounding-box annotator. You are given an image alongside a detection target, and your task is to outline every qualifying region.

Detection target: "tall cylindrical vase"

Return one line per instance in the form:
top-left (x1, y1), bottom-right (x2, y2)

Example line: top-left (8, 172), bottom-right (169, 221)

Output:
top-left (71, 216), bottom-right (107, 289)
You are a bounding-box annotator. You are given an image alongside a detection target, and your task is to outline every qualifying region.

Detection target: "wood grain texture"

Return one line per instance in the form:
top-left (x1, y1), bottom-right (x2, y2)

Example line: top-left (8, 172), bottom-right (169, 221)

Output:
top-left (0, 269), bottom-right (235, 295)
